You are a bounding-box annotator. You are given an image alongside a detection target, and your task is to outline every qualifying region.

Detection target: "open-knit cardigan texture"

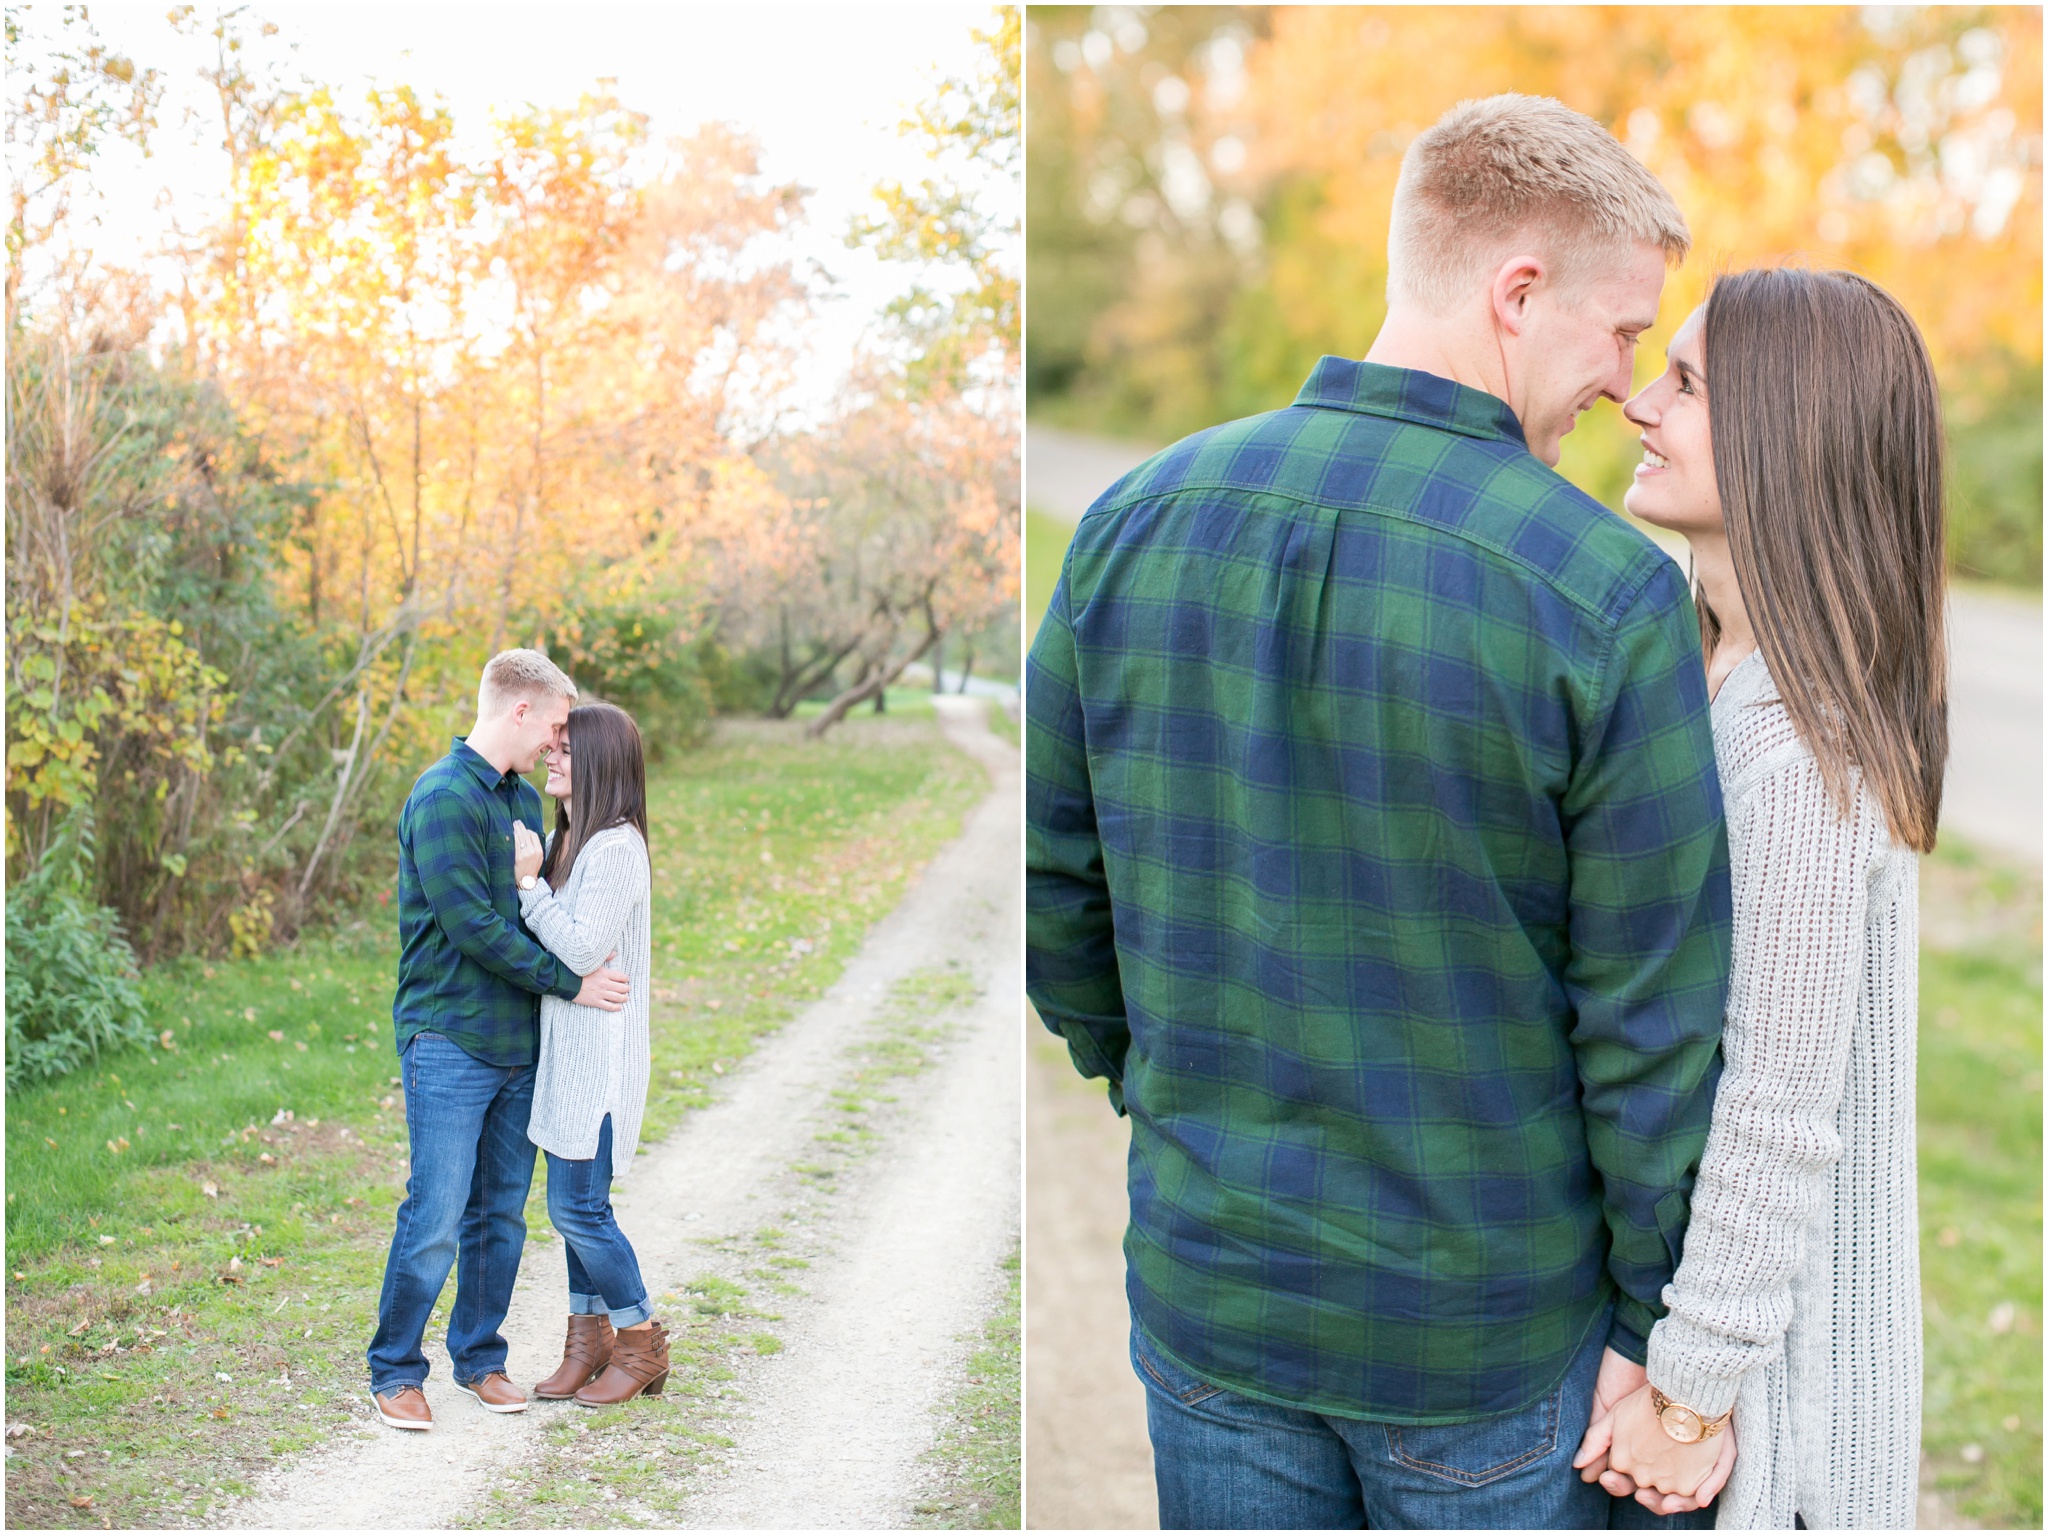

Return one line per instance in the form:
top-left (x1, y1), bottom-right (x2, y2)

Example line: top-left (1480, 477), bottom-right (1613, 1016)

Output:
top-left (1645, 650), bottom-right (1921, 1530)
top-left (517, 824), bottom-right (652, 1179)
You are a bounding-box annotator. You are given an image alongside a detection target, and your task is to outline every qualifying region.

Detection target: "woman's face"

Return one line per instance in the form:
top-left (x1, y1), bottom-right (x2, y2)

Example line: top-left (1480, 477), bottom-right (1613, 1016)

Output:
top-left (1621, 308), bottom-right (1722, 536)
top-left (543, 730), bottom-right (573, 804)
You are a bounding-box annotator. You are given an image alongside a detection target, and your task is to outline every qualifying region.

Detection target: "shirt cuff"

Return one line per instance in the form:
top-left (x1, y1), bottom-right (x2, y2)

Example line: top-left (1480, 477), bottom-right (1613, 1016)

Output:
top-left (1605, 1315), bottom-right (1649, 1366)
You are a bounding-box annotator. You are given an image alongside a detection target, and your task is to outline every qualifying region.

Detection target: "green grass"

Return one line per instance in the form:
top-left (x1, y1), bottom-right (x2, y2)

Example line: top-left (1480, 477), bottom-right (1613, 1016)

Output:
top-left (913, 1247), bottom-right (1021, 1529)
top-left (4, 712), bottom-right (987, 1531)
top-left (1917, 837), bottom-right (2042, 1529)
top-left (984, 697), bottom-right (1019, 748)
top-left (790, 684), bottom-right (937, 721)
top-left (1025, 506), bottom-right (1074, 645)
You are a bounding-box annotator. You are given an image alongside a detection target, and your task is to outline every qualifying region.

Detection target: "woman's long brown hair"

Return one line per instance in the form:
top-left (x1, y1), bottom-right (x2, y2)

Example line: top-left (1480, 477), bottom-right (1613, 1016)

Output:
top-left (1700, 267), bottom-right (1948, 852)
top-left (541, 700), bottom-right (649, 889)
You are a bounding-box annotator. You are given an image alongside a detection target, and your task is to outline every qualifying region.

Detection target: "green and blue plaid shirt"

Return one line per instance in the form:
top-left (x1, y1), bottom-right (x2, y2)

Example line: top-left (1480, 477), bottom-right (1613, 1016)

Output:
top-left (1026, 359), bottom-right (1731, 1424)
top-left (393, 737), bottom-right (582, 1067)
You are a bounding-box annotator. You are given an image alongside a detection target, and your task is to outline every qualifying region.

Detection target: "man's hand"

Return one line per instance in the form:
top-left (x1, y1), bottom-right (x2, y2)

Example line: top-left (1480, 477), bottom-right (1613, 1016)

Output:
top-left (1595, 1383), bottom-right (1732, 1505)
top-left (513, 821), bottom-right (545, 883)
top-left (1572, 1348), bottom-right (1647, 1493)
top-left (572, 961), bottom-right (630, 1012)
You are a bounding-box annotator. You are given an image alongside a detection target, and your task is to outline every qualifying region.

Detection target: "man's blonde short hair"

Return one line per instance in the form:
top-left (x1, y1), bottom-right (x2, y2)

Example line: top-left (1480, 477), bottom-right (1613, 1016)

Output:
top-left (477, 648), bottom-right (577, 719)
top-left (1388, 94), bottom-right (1690, 316)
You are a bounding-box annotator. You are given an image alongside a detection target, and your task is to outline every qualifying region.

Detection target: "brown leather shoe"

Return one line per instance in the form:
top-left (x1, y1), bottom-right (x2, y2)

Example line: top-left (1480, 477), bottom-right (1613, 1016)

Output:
top-left (574, 1320), bottom-right (669, 1407)
top-left (534, 1313), bottom-right (615, 1400)
top-left (372, 1385), bottom-right (433, 1430)
top-left (457, 1371), bottom-right (529, 1413)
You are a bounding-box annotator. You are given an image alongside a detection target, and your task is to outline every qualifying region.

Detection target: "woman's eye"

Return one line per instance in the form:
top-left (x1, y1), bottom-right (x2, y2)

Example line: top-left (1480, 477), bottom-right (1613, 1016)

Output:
top-left (1677, 374), bottom-right (1695, 395)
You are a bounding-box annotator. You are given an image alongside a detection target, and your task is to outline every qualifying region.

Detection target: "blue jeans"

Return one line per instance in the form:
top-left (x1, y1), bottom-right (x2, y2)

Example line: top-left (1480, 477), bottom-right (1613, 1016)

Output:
top-left (544, 1115), bottom-right (651, 1328)
top-left (1137, 1313), bottom-right (1712, 1530)
top-left (366, 1032), bottom-right (538, 1393)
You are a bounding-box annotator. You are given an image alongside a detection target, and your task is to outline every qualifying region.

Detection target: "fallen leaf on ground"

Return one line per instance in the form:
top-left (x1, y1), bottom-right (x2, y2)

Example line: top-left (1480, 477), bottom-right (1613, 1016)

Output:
top-left (201, 1182), bottom-right (218, 1199)
top-left (258, 1153), bottom-right (276, 1165)
top-left (67, 1319), bottom-right (90, 1336)
top-left (69, 1495), bottom-right (93, 1509)
top-left (260, 1256), bottom-right (283, 1268)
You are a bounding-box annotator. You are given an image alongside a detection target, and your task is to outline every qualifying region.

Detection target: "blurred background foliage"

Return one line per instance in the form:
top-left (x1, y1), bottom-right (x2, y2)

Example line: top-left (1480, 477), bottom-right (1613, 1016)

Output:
top-left (1026, 4), bottom-right (2042, 586)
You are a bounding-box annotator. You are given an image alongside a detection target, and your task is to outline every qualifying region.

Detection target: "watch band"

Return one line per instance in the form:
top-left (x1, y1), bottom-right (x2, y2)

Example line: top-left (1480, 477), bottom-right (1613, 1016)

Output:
top-left (1649, 1385), bottom-right (1732, 1444)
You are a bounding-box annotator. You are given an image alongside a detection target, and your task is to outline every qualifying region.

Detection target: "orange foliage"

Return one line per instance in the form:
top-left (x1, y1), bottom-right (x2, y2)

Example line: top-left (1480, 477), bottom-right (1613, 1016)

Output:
top-left (1251, 6), bottom-right (2041, 378)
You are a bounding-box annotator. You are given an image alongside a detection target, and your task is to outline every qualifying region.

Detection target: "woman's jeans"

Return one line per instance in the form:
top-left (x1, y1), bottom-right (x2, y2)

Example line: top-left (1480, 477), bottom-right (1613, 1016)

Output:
top-left (1136, 1307), bottom-right (1717, 1530)
top-left (545, 1115), bottom-right (651, 1328)
top-left (367, 1032), bottom-right (538, 1394)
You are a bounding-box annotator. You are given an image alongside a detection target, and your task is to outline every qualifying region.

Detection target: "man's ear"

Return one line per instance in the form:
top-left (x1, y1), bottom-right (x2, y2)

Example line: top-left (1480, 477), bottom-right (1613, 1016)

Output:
top-left (1490, 254), bottom-right (1547, 339)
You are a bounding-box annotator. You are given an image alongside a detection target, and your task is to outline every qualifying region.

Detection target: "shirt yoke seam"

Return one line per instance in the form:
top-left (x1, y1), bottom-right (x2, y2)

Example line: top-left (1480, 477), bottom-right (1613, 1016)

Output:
top-left (1089, 471), bottom-right (1662, 631)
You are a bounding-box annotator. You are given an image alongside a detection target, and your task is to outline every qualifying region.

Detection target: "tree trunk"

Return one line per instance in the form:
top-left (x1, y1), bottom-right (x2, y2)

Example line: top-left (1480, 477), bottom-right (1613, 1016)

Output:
top-left (805, 625), bottom-right (941, 740)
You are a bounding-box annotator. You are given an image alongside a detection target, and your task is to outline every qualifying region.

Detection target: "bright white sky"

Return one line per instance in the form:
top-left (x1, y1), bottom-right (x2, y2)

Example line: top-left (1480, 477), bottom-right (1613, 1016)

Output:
top-left (28, 2), bottom-right (1007, 419)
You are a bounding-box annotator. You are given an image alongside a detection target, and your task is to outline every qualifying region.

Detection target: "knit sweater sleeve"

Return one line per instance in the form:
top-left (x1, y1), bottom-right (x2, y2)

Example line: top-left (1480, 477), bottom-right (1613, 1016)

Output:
top-left (1644, 752), bottom-right (1886, 1417)
top-left (518, 830), bottom-right (649, 978)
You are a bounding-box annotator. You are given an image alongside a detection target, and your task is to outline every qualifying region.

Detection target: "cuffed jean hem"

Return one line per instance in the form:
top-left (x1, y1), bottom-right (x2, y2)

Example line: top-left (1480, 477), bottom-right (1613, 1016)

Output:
top-left (569, 1290), bottom-right (652, 1329)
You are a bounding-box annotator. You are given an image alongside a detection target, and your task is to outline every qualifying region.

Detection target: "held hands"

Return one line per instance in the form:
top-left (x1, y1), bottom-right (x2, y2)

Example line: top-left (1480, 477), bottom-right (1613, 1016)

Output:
top-left (1573, 1379), bottom-right (1736, 1515)
top-left (513, 820), bottom-right (545, 882)
top-left (572, 952), bottom-right (630, 1013)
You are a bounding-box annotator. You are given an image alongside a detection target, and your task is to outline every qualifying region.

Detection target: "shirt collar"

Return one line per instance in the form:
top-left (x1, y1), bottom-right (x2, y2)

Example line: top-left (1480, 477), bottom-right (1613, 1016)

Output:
top-left (1293, 357), bottom-right (1528, 449)
top-left (452, 736), bottom-right (522, 792)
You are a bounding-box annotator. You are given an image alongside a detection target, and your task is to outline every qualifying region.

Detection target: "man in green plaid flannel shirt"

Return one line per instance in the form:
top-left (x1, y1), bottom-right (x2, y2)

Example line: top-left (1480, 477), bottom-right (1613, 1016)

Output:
top-left (1027, 96), bottom-right (1731, 1529)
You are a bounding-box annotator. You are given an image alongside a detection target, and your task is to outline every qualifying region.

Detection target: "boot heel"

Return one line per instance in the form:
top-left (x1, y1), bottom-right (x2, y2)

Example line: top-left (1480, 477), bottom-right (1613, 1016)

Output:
top-left (643, 1370), bottom-right (668, 1397)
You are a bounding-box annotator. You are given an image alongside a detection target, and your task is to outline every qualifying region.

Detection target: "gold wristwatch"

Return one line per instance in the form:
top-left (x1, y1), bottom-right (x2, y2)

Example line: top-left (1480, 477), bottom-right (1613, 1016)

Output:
top-left (1650, 1386), bottom-right (1732, 1444)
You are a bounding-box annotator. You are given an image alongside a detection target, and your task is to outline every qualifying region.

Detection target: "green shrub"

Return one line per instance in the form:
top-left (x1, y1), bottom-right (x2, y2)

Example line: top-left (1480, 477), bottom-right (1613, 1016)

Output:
top-left (547, 599), bottom-right (718, 762)
top-left (4, 810), bottom-right (150, 1088)
top-left (1948, 361), bottom-right (2043, 588)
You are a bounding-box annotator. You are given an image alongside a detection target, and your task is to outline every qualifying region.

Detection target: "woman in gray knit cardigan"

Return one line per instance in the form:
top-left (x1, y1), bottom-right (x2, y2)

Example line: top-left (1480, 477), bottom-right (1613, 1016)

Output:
top-left (510, 699), bottom-right (666, 1407)
top-left (1572, 269), bottom-right (1947, 1529)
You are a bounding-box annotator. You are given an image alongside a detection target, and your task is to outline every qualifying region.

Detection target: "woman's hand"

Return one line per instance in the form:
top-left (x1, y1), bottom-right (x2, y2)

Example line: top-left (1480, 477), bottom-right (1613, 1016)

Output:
top-left (513, 820), bottom-right (544, 882)
top-left (1600, 1384), bottom-right (1734, 1505)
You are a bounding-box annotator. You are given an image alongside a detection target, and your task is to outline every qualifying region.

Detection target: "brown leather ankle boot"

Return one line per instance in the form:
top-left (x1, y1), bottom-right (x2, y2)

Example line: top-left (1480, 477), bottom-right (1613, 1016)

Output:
top-left (534, 1314), bottom-right (615, 1400)
top-left (574, 1320), bottom-right (669, 1407)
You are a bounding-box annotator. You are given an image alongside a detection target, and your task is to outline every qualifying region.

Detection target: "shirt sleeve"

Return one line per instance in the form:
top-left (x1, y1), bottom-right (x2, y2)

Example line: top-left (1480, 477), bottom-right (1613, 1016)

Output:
top-left (407, 787), bottom-right (582, 1000)
top-left (519, 832), bottom-right (648, 978)
top-left (1560, 558), bottom-right (1733, 1360)
top-left (1644, 759), bottom-right (1882, 1415)
top-left (1024, 558), bottom-right (1132, 1114)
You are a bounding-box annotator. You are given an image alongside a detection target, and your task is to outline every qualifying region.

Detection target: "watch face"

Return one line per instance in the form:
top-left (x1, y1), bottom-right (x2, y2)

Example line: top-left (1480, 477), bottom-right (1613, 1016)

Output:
top-left (1660, 1404), bottom-right (1705, 1444)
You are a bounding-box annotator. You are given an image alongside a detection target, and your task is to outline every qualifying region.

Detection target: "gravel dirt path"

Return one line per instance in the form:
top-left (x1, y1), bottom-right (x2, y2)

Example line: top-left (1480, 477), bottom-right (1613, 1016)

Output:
top-left (1024, 1032), bottom-right (1156, 1531)
top-left (222, 697), bottom-right (1019, 1530)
